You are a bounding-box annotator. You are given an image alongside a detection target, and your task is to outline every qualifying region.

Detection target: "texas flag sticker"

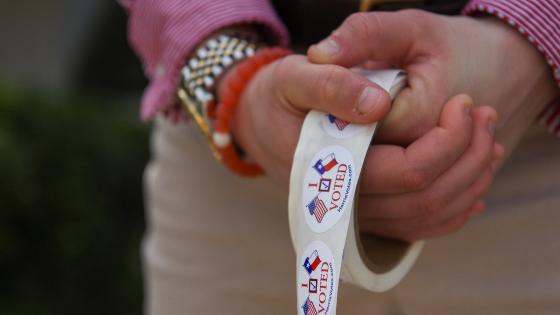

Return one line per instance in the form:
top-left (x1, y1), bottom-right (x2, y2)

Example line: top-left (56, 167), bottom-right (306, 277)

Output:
top-left (312, 153), bottom-right (338, 176)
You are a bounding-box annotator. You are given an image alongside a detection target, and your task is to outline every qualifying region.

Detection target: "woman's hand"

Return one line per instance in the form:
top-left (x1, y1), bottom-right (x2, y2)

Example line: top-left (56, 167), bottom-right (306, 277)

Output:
top-left (227, 54), bottom-right (392, 185)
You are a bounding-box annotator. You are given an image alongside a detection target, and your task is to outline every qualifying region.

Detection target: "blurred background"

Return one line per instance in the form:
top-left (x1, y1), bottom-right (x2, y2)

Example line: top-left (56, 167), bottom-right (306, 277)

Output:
top-left (1, 1), bottom-right (149, 314)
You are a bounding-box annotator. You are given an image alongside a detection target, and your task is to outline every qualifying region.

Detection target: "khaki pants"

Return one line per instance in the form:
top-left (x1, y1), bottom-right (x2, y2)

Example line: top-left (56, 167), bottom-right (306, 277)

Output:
top-left (143, 117), bottom-right (560, 314)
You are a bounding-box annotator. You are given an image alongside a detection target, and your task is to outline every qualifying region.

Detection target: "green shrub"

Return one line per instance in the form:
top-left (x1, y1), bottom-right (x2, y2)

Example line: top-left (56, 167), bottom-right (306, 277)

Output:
top-left (0, 85), bottom-right (149, 315)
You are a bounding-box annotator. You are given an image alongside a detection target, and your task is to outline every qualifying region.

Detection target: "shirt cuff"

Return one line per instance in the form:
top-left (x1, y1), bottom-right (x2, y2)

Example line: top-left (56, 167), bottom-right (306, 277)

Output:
top-left (128, 0), bottom-right (289, 120)
top-left (463, 0), bottom-right (560, 136)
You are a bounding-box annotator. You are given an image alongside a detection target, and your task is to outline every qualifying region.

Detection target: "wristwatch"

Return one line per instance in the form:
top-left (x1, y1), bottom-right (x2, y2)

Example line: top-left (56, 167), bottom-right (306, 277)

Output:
top-left (177, 35), bottom-right (257, 160)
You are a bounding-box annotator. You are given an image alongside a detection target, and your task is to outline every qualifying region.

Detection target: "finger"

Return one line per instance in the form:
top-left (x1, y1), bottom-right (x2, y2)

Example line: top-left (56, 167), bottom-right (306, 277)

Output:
top-left (272, 54), bottom-right (392, 123)
top-left (410, 106), bottom-right (496, 215)
top-left (368, 161), bottom-right (494, 231)
top-left (359, 199), bottom-right (485, 242)
top-left (360, 105), bottom-right (497, 219)
top-left (439, 141), bottom-right (504, 220)
top-left (308, 10), bottom-right (441, 68)
top-left (373, 70), bottom-right (450, 146)
top-left (490, 141), bottom-right (506, 172)
top-left (307, 10), bottom-right (452, 146)
top-left (360, 94), bottom-right (474, 194)
top-left (437, 163), bottom-right (494, 221)
top-left (358, 160), bottom-right (493, 234)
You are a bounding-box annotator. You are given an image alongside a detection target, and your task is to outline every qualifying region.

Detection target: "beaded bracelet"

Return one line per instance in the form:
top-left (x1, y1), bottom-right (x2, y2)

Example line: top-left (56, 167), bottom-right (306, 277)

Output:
top-left (213, 46), bottom-right (293, 177)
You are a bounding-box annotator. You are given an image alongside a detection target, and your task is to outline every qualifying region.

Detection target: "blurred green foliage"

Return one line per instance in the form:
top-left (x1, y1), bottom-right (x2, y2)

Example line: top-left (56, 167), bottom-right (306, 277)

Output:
top-left (0, 84), bottom-right (149, 315)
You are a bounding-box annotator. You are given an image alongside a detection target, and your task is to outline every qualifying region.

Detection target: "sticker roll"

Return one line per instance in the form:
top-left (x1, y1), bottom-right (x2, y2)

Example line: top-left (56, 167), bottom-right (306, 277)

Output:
top-left (288, 69), bottom-right (425, 314)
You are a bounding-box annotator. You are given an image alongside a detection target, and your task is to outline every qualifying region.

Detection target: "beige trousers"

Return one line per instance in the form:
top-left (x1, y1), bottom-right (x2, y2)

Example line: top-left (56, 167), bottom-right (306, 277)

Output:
top-left (143, 117), bottom-right (560, 314)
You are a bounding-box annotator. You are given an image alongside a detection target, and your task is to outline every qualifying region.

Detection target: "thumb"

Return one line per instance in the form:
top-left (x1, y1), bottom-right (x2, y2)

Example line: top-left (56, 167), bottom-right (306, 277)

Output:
top-left (308, 10), bottom-right (431, 67)
top-left (273, 55), bottom-right (392, 124)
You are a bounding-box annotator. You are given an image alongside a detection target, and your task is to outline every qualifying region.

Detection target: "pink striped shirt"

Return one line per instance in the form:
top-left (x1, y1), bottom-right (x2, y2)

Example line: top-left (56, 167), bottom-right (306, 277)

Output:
top-left (124, 0), bottom-right (289, 120)
top-left (464, 0), bottom-right (560, 135)
top-left (125, 0), bottom-right (560, 135)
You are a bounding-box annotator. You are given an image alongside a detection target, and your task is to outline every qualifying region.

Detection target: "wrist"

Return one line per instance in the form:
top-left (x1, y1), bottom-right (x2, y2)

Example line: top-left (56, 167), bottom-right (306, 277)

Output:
top-left (178, 31), bottom-right (261, 158)
top-left (178, 29), bottom-right (293, 176)
top-left (477, 16), bottom-right (560, 154)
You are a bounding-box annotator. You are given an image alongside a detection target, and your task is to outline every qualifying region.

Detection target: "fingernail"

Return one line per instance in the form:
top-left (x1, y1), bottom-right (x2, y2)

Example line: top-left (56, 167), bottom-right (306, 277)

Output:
top-left (355, 86), bottom-right (382, 116)
top-left (316, 37), bottom-right (340, 56)
top-left (488, 118), bottom-right (497, 135)
top-left (465, 103), bottom-right (472, 116)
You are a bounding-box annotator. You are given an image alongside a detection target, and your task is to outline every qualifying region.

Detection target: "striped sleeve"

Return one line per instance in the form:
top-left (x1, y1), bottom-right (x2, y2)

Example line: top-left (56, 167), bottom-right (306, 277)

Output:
top-left (126, 0), bottom-right (289, 120)
top-left (463, 0), bottom-right (560, 136)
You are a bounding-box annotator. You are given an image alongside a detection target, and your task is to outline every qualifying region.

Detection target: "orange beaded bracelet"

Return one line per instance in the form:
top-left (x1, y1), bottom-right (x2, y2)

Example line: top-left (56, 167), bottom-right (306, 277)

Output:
top-left (213, 46), bottom-right (293, 177)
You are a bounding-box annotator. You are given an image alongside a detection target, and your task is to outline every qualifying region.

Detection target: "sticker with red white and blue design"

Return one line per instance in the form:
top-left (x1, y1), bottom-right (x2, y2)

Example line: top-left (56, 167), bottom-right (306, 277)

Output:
top-left (303, 145), bottom-right (355, 233)
top-left (321, 113), bottom-right (367, 139)
top-left (299, 241), bottom-right (336, 315)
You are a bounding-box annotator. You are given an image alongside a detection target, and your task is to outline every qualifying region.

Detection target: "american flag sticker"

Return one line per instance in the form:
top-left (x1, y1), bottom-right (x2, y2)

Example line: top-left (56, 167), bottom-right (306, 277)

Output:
top-left (307, 196), bottom-right (329, 223)
top-left (328, 114), bottom-right (349, 131)
top-left (302, 296), bottom-right (318, 315)
top-left (321, 111), bottom-right (367, 139)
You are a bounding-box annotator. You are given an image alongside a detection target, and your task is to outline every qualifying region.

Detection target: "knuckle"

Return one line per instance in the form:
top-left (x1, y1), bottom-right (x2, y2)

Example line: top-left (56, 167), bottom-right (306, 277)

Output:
top-left (417, 189), bottom-right (448, 215)
top-left (414, 215), bottom-right (439, 231)
top-left (474, 135), bottom-right (495, 163)
top-left (456, 121), bottom-right (473, 148)
top-left (315, 65), bottom-right (346, 103)
top-left (482, 143), bottom-right (495, 164)
top-left (400, 9), bottom-right (437, 33)
top-left (272, 55), bottom-right (301, 96)
top-left (470, 172), bottom-right (494, 199)
top-left (271, 55), bottom-right (293, 83)
top-left (469, 147), bottom-right (494, 176)
top-left (342, 12), bottom-right (379, 40)
top-left (401, 166), bottom-right (431, 190)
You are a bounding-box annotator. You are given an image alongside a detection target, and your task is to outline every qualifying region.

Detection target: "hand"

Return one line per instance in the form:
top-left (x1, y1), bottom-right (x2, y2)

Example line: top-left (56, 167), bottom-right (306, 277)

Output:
top-left (358, 94), bottom-right (504, 241)
top-left (229, 53), bottom-right (504, 241)
top-left (305, 10), bottom-right (558, 241)
top-left (226, 54), bottom-right (392, 185)
top-left (308, 10), bottom-right (560, 155)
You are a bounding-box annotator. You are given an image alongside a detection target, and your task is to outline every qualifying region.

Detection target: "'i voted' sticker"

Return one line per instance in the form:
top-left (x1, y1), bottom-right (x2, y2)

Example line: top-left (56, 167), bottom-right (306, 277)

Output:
top-left (302, 145), bottom-right (355, 233)
top-left (298, 241), bottom-right (337, 315)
